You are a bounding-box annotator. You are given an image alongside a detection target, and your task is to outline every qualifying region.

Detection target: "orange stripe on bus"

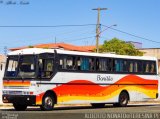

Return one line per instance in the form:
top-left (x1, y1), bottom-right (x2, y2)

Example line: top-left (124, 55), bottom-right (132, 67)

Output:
top-left (3, 80), bottom-right (31, 87)
top-left (35, 75), bottom-right (158, 104)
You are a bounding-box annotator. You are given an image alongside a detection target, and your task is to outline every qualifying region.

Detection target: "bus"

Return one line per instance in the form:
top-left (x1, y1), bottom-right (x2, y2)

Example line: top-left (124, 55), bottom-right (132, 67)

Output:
top-left (2, 48), bottom-right (159, 111)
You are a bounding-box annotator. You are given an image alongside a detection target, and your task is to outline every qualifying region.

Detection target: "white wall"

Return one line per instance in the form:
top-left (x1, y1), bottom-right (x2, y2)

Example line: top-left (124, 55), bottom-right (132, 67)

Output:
top-left (0, 62), bottom-right (5, 104)
top-left (0, 55), bottom-right (6, 104)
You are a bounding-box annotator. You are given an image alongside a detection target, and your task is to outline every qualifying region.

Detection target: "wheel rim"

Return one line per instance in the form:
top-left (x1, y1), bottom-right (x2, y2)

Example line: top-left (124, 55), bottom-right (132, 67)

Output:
top-left (120, 94), bottom-right (128, 105)
top-left (44, 96), bottom-right (53, 109)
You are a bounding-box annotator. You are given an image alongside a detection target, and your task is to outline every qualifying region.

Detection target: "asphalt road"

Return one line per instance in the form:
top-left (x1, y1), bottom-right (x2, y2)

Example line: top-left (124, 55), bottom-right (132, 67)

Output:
top-left (0, 104), bottom-right (160, 119)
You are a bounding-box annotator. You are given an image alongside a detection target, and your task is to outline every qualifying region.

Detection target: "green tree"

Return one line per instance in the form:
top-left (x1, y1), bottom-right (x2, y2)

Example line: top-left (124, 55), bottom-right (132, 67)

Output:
top-left (99, 38), bottom-right (143, 56)
top-left (28, 45), bottom-right (34, 48)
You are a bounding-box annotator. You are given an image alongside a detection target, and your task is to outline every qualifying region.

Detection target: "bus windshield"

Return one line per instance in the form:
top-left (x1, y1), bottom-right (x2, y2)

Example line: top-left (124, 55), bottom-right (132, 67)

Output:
top-left (4, 55), bottom-right (36, 79)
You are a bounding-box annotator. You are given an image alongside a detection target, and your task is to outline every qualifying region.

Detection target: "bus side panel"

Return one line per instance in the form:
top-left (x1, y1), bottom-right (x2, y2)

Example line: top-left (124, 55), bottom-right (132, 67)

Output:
top-left (50, 73), bottom-right (158, 104)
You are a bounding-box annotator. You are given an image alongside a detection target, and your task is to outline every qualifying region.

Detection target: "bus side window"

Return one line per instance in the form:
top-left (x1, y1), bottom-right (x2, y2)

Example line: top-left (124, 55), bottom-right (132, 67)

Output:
top-left (143, 61), bottom-right (149, 73)
top-left (77, 57), bottom-right (81, 70)
top-left (46, 61), bottom-right (53, 71)
top-left (38, 59), bottom-right (43, 77)
top-left (39, 59), bottom-right (53, 78)
top-left (123, 60), bottom-right (128, 72)
top-left (96, 58), bottom-right (99, 71)
top-left (59, 58), bottom-right (63, 69)
top-left (62, 56), bottom-right (67, 69)
top-left (143, 61), bottom-right (156, 74)
top-left (150, 62), bottom-right (156, 73)
top-left (108, 58), bottom-right (113, 72)
top-left (128, 61), bottom-right (134, 72)
top-left (66, 56), bottom-right (73, 70)
top-left (99, 58), bottom-right (107, 71)
top-left (89, 58), bottom-right (94, 71)
top-left (81, 57), bottom-right (89, 71)
top-left (45, 59), bottom-right (53, 78)
top-left (134, 61), bottom-right (138, 72)
top-left (66, 56), bottom-right (76, 70)
top-left (146, 63), bottom-right (149, 73)
top-left (115, 59), bottom-right (123, 72)
top-left (59, 56), bottom-right (68, 70)
top-left (115, 60), bottom-right (119, 72)
top-left (137, 61), bottom-right (142, 73)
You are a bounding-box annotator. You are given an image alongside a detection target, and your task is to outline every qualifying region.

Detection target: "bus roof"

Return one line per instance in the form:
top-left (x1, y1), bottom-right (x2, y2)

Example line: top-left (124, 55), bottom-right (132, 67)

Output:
top-left (8, 48), bottom-right (157, 61)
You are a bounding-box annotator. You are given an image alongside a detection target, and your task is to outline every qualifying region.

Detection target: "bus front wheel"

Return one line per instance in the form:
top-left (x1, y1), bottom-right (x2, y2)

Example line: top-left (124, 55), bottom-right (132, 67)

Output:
top-left (40, 93), bottom-right (55, 111)
top-left (13, 103), bottom-right (27, 111)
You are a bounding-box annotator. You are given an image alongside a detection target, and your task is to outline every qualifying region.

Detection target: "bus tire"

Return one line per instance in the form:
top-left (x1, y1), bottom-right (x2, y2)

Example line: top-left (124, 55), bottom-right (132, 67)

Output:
top-left (91, 103), bottom-right (105, 108)
top-left (116, 91), bottom-right (129, 107)
top-left (40, 93), bottom-right (55, 111)
top-left (13, 103), bottom-right (27, 111)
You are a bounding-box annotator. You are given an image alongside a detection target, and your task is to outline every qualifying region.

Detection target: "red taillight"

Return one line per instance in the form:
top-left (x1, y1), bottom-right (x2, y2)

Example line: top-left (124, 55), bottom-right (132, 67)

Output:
top-left (30, 92), bottom-right (33, 95)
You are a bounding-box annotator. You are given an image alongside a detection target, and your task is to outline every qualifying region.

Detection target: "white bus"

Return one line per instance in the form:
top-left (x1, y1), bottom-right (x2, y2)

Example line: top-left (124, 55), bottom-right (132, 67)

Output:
top-left (2, 48), bottom-right (159, 111)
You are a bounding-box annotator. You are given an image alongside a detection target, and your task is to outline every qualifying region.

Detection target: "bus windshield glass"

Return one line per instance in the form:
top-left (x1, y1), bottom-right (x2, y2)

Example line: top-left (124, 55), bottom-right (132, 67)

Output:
top-left (4, 55), bottom-right (36, 79)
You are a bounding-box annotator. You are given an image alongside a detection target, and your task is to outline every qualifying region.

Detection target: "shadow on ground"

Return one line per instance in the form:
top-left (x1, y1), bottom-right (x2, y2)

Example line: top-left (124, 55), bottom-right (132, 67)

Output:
top-left (1, 104), bottom-right (159, 111)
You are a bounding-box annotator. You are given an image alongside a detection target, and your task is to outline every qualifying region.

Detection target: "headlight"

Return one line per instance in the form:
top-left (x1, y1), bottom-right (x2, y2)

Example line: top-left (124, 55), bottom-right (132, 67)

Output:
top-left (22, 91), bottom-right (31, 95)
top-left (3, 91), bottom-right (9, 95)
top-left (3, 91), bottom-right (33, 95)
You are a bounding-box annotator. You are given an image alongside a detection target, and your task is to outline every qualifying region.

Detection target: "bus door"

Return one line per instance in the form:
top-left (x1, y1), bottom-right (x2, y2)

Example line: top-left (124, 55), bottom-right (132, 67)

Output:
top-left (37, 54), bottom-right (55, 91)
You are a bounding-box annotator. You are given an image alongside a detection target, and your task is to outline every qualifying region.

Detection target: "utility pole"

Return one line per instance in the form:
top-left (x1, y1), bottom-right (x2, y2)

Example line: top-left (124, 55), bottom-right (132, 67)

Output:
top-left (4, 46), bottom-right (7, 56)
top-left (92, 8), bottom-right (107, 53)
top-left (55, 37), bottom-right (56, 44)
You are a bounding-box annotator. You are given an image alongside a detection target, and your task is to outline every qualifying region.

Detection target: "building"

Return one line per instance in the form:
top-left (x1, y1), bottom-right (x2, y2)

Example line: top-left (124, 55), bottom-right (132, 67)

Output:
top-left (10, 43), bottom-right (96, 52)
top-left (139, 48), bottom-right (160, 74)
top-left (126, 41), bottom-right (142, 49)
top-left (0, 55), bottom-right (6, 104)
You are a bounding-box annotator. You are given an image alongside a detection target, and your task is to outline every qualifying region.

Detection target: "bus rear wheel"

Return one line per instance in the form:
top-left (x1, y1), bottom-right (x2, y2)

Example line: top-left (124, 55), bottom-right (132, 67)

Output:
top-left (91, 103), bottom-right (105, 108)
top-left (13, 103), bottom-right (27, 111)
top-left (114, 91), bottom-right (129, 107)
top-left (40, 93), bottom-right (55, 111)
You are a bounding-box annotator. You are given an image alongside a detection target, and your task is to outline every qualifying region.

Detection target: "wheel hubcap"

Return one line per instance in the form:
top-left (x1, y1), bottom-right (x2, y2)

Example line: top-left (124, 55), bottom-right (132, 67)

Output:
top-left (44, 97), bottom-right (53, 108)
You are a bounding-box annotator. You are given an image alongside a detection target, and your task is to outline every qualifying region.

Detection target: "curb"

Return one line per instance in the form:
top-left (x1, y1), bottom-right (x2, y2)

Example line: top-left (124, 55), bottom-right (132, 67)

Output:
top-left (0, 101), bottom-right (160, 108)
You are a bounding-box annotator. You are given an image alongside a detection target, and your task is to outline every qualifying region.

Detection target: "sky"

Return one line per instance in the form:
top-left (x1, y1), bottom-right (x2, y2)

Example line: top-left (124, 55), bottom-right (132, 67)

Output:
top-left (0, 0), bottom-right (160, 54)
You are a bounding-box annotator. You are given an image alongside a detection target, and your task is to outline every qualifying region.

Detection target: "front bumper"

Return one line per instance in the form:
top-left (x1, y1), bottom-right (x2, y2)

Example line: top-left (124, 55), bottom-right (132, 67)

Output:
top-left (3, 95), bottom-right (36, 106)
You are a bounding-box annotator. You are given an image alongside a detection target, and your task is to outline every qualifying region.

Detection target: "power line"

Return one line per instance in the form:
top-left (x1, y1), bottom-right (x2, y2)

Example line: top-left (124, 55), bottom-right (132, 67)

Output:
top-left (101, 24), bottom-right (160, 44)
top-left (58, 29), bottom-right (95, 42)
top-left (0, 26), bottom-right (96, 46)
top-left (0, 24), bottom-right (96, 28)
top-left (2, 28), bottom-right (95, 44)
top-left (0, 36), bottom-right (95, 49)
top-left (55, 27), bottom-right (95, 36)
top-left (100, 36), bottom-right (110, 40)
top-left (4, 46), bottom-right (7, 55)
